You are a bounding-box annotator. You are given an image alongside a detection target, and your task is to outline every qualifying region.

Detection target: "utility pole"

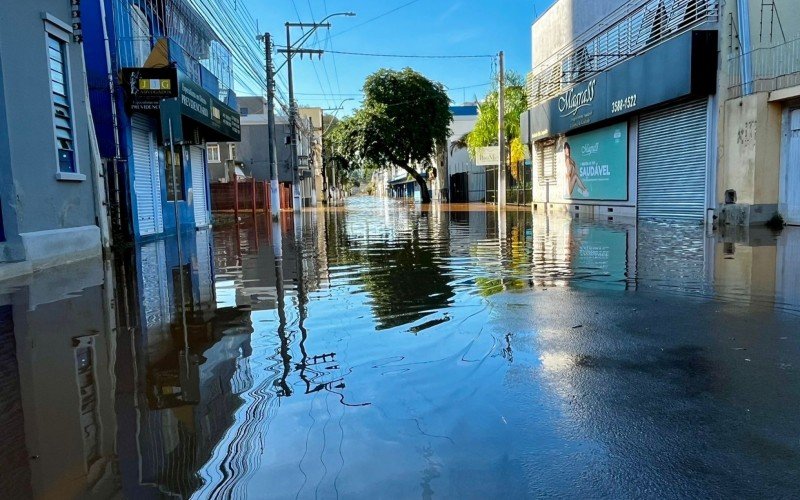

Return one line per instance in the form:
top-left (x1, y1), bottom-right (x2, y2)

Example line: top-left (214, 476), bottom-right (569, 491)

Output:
top-left (278, 12), bottom-right (355, 212)
top-left (281, 23), bottom-right (325, 212)
top-left (497, 51), bottom-right (507, 208)
top-left (262, 33), bottom-right (281, 220)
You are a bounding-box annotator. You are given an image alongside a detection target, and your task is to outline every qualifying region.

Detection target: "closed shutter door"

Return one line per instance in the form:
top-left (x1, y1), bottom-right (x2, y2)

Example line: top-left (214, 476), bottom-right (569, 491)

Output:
top-left (190, 146), bottom-right (208, 227)
top-left (131, 115), bottom-right (163, 235)
top-left (638, 100), bottom-right (708, 221)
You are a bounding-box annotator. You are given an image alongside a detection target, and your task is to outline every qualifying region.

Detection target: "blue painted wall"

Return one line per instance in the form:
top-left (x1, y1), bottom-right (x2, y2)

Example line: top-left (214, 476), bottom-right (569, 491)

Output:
top-left (82, 0), bottom-right (211, 241)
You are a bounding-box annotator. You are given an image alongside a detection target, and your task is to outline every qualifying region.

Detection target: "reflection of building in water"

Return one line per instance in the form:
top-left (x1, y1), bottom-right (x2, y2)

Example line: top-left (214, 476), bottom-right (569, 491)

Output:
top-left (213, 215), bottom-right (328, 311)
top-left (0, 257), bottom-right (119, 498)
top-left (113, 229), bottom-right (256, 497)
top-left (713, 226), bottom-right (800, 312)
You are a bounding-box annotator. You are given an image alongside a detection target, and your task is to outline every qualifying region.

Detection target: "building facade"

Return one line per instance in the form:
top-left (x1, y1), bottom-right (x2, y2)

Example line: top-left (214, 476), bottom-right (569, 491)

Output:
top-left (522, 0), bottom-right (720, 223)
top-left (0, 0), bottom-right (105, 281)
top-left (208, 98), bottom-right (320, 210)
top-left (717, 0), bottom-right (800, 226)
top-left (82, 0), bottom-right (241, 241)
top-left (445, 105), bottom-right (486, 203)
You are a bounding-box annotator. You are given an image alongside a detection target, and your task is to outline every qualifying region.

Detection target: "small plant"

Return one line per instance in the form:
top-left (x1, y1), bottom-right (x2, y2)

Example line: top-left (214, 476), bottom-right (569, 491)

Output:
top-left (766, 212), bottom-right (785, 230)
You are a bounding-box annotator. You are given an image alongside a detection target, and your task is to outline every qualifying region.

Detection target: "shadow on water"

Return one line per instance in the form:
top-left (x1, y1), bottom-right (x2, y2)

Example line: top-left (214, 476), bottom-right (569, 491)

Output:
top-left (1, 196), bottom-right (800, 498)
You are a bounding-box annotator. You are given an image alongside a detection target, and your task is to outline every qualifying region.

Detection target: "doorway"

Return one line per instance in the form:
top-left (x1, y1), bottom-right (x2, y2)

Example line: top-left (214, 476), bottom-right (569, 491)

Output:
top-left (784, 109), bottom-right (800, 225)
top-left (280, 182), bottom-right (293, 210)
top-left (450, 172), bottom-right (468, 203)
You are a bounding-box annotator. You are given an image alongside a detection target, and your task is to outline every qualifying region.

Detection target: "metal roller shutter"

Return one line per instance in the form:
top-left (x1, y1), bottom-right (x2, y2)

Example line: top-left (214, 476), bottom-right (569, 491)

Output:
top-left (638, 99), bottom-right (708, 221)
top-left (131, 114), bottom-right (163, 235)
top-left (190, 146), bottom-right (209, 227)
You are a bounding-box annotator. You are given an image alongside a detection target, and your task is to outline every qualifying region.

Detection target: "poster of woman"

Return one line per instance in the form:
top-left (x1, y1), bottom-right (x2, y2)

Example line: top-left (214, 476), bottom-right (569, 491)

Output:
top-left (563, 142), bottom-right (589, 198)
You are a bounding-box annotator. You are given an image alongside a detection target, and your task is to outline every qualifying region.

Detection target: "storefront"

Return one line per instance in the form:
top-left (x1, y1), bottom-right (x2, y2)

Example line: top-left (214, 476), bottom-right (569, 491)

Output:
top-left (523, 31), bottom-right (718, 222)
top-left (122, 67), bottom-right (241, 239)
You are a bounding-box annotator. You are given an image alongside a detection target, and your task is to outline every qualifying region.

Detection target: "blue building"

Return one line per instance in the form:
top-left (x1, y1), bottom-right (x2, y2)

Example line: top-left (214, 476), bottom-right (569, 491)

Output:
top-left (81, 0), bottom-right (241, 241)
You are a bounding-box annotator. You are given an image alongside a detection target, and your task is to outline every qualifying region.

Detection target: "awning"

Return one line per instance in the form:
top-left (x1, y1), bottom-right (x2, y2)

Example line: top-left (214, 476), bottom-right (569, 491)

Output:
top-left (160, 75), bottom-right (241, 144)
top-left (388, 172), bottom-right (427, 186)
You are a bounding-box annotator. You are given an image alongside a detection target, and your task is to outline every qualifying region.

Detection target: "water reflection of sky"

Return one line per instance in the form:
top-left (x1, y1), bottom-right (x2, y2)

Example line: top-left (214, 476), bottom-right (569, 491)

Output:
top-left (2, 198), bottom-right (800, 498)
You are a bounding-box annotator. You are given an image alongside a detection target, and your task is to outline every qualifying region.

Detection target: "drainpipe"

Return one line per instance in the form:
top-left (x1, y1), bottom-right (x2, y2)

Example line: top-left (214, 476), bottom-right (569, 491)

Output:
top-left (736, 0), bottom-right (753, 95)
top-left (99, 0), bottom-right (124, 236)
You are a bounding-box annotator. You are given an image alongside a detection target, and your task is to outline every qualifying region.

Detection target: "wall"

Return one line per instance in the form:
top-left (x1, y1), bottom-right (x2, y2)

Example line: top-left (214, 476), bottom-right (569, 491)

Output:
top-left (210, 118), bottom-right (293, 183)
top-left (0, 3), bottom-right (98, 234)
top-left (715, 0), bottom-right (795, 223)
top-left (719, 94), bottom-right (782, 206)
top-left (531, 0), bottom-right (628, 69)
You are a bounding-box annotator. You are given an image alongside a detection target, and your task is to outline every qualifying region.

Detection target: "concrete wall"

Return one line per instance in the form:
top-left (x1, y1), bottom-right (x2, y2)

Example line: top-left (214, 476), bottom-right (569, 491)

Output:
top-left (0, 1), bottom-right (101, 274)
top-left (718, 93), bottom-right (782, 206)
top-left (715, 0), bottom-right (797, 224)
top-left (531, 0), bottom-right (628, 69)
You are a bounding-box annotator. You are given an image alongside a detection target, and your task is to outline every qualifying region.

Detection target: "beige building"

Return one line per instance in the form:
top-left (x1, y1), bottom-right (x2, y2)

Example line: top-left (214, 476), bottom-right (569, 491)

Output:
top-left (716, 0), bottom-right (800, 226)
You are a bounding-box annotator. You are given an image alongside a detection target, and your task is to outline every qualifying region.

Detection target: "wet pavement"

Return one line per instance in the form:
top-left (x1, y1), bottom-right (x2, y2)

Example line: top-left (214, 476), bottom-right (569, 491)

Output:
top-left (1, 197), bottom-right (799, 499)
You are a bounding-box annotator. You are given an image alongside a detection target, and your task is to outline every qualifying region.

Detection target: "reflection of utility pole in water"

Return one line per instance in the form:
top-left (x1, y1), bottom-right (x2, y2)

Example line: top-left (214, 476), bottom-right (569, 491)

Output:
top-left (272, 217), bottom-right (292, 397)
top-left (167, 118), bottom-right (191, 377)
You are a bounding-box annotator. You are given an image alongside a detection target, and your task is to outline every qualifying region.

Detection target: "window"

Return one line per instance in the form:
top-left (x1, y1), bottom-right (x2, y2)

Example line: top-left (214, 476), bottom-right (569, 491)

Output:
top-left (48, 35), bottom-right (75, 174)
top-left (536, 140), bottom-right (556, 183)
top-left (130, 5), bottom-right (152, 66)
top-left (240, 107), bottom-right (249, 116)
top-left (229, 143), bottom-right (237, 160)
top-left (165, 146), bottom-right (185, 201)
top-left (207, 144), bottom-right (220, 163)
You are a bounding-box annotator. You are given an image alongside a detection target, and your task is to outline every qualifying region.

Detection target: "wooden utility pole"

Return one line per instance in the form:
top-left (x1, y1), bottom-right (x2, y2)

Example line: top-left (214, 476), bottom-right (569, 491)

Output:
top-left (497, 51), bottom-right (507, 208)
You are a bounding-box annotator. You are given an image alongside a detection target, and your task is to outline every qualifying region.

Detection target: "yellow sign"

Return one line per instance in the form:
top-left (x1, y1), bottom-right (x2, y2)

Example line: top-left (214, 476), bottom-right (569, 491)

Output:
top-left (139, 79), bottom-right (172, 91)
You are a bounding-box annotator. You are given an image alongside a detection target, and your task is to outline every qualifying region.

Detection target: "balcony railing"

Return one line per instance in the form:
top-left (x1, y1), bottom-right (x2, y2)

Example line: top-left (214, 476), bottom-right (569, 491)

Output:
top-left (112, 0), bottom-right (233, 101)
top-left (728, 37), bottom-right (800, 98)
top-left (526, 0), bottom-right (719, 108)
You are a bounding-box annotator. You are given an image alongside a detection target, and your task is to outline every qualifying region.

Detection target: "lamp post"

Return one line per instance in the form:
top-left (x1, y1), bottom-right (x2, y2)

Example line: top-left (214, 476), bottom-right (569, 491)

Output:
top-left (279, 12), bottom-right (355, 212)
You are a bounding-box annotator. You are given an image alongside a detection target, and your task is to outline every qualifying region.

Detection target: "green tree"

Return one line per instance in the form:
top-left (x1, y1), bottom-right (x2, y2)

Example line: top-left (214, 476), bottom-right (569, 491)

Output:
top-left (328, 68), bottom-right (451, 203)
top-left (459, 72), bottom-right (528, 167)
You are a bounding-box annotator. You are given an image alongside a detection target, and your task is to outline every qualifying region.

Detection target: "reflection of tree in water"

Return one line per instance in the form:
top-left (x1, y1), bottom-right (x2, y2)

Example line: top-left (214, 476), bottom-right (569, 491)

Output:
top-left (323, 211), bottom-right (455, 330)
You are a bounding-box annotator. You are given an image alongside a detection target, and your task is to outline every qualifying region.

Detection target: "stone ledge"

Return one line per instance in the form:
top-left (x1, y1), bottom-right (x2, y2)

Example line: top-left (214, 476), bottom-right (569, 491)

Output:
top-left (19, 225), bottom-right (101, 271)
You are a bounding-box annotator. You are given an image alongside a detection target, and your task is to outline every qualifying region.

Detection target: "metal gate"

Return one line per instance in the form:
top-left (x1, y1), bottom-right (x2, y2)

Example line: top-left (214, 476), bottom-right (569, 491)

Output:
top-left (785, 109), bottom-right (800, 225)
top-left (190, 146), bottom-right (209, 227)
top-left (131, 115), bottom-right (163, 236)
top-left (638, 99), bottom-right (708, 221)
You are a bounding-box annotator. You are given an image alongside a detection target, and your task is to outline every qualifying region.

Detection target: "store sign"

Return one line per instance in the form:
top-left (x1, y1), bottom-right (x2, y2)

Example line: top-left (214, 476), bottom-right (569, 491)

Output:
top-left (121, 67), bottom-right (178, 112)
top-left (475, 146), bottom-right (501, 166)
top-left (159, 76), bottom-right (241, 144)
top-left (564, 122), bottom-right (628, 201)
top-left (528, 30), bottom-right (717, 138)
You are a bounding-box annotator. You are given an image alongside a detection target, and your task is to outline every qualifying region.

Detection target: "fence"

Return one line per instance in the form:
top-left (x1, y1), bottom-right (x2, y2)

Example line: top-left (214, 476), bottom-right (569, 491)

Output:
top-left (728, 37), bottom-right (800, 98)
top-left (210, 178), bottom-right (271, 216)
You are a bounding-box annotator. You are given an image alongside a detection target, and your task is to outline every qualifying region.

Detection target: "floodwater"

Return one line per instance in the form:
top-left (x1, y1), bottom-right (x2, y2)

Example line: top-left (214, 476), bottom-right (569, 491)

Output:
top-left (2, 197), bottom-right (800, 499)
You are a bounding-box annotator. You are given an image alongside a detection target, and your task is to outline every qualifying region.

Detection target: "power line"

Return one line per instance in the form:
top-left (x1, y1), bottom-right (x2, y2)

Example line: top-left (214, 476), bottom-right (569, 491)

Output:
top-left (322, 50), bottom-right (496, 59)
top-left (309, 0), bottom-right (423, 46)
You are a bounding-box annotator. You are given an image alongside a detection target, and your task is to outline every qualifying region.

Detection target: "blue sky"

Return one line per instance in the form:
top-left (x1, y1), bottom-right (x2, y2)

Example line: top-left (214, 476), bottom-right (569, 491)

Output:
top-left (243, 0), bottom-right (555, 115)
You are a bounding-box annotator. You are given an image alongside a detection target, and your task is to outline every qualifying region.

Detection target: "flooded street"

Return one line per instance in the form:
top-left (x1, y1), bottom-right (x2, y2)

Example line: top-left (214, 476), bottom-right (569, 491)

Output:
top-left (2, 197), bottom-right (800, 498)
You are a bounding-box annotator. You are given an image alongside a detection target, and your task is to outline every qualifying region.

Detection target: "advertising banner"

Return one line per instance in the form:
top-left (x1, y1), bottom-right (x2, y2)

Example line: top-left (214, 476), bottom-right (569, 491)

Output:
top-left (564, 122), bottom-right (628, 201)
